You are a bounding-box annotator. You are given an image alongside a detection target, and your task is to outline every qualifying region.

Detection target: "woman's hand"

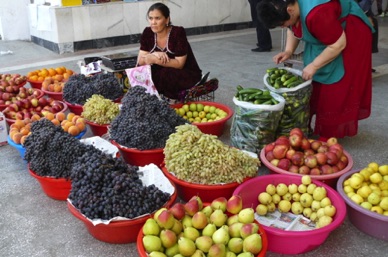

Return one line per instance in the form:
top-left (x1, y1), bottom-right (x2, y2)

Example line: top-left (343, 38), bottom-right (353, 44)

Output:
top-left (273, 51), bottom-right (292, 64)
top-left (302, 63), bottom-right (318, 81)
top-left (151, 52), bottom-right (170, 64)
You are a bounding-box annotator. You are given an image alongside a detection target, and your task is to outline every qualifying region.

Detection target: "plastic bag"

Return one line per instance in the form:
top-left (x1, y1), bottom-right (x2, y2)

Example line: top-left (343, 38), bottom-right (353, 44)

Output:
top-left (125, 65), bottom-right (160, 97)
top-left (230, 92), bottom-right (285, 155)
top-left (263, 67), bottom-right (312, 137)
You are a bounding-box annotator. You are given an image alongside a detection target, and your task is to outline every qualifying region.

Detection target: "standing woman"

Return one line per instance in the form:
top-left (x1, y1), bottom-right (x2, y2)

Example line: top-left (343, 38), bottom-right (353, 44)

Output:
top-left (137, 2), bottom-right (202, 101)
top-left (257, 0), bottom-right (374, 141)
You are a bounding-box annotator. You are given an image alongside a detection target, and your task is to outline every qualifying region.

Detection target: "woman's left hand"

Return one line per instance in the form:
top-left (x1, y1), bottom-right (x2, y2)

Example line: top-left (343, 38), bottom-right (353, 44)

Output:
top-left (302, 63), bottom-right (318, 81)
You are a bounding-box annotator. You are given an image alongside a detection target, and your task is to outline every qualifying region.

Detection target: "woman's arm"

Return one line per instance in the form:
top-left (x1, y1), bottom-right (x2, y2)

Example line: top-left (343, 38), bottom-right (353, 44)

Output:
top-left (137, 50), bottom-right (187, 69)
top-left (302, 31), bottom-right (346, 80)
top-left (273, 28), bottom-right (300, 64)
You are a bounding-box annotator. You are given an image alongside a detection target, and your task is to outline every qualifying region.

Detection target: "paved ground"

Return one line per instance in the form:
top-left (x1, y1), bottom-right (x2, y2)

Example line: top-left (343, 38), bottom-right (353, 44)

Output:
top-left (0, 18), bottom-right (388, 257)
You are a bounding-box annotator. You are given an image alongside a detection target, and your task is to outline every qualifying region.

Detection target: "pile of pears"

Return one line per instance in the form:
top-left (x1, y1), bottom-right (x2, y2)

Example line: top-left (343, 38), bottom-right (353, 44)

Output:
top-left (255, 175), bottom-right (336, 229)
top-left (141, 195), bottom-right (264, 257)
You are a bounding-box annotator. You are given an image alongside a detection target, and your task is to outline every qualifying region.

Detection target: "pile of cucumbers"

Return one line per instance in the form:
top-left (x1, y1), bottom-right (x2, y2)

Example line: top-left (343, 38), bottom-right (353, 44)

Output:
top-left (266, 67), bottom-right (305, 89)
top-left (235, 85), bottom-right (279, 105)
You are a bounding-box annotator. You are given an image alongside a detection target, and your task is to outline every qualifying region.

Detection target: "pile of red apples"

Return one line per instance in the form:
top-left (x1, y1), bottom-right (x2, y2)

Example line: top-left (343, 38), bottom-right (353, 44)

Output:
top-left (2, 97), bottom-right (65, 120)
top-left (263, 128), bottom-right (349, 175)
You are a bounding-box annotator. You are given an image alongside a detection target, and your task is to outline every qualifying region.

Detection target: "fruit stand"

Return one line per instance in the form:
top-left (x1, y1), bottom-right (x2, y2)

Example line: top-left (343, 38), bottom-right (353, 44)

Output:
top-left (1, 64), bottom-right (387, 257)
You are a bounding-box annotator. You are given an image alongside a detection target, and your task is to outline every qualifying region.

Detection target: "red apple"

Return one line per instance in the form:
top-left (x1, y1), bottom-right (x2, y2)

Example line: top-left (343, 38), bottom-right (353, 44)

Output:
top-left (310, 140), bottom-right (323, 151)
top-left (326, 151), bottom-right (339, 165)
top-left (336, 161), bottom-right (346, 171)
top-left (326, 137), bottom-right (338, 147)
top-left (320, 164), bottom-right (334, 175)
top-left (332, 166), bottom-right (340, 173)
top-left (265, 151), bottom-right (275, 162)
top-left (309, 167), bottom-right (321, 176)
top-left (38, 97), bottom-right (48, 107)
top-left (285, 148), bottom-right (296, 160)
top-left (288, 165), bottom-right (300, 173)
top-left (15, 111), bottom-right (24, 120)
top-left (278, 158), bottom-right (291, 170)
top-left (315, 152), bottom-right (328, 165)
top-left (304, 155), bottom-right (318, 168)
top-left (329, 143), bottom-right (344, 158)
top-left (289, 133), bottom-right (303, 149)
top-left (291, 151), bottom-right (304, 166)
top-left (8, 103), bottom-right (19, 112)
top-left (300, 138), bottom-right (311, 150)
top-left (2, 92), bottom-right (10, 101)
top-left (298, 165), bottom-right (310, 175)
top-left (304, 149), bottom-right (315, 156)
top-left (275, 136), bottom-right (290, 147)
top-left (264, 143), bottom-right (275, 154)
top-left (317, 144), bottom-right (329, 153)
top-left (289, 127), bottom-right (304, 137)
top-left (273, 144), bottom-right (289, 159)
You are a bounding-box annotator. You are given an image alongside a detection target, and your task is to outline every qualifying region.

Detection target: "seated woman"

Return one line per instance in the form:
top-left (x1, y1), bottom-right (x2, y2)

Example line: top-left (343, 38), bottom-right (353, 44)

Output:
top-left (136, 2), bottom-right (202, 102)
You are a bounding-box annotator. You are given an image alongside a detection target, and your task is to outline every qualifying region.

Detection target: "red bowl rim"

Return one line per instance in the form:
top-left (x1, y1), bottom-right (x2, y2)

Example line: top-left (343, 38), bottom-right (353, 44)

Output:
top-left (110, 139), bottom-right (164, 153)
top-left (41, 88), bottom-right (63, 95)
top-left (170, 101), bottom-right (234, 126)
top-left (337, 169), bottom-right (388, 222)
top-left (234, 174), bottom-right (347, 237)
top-left (160, 163), bottom-right (252, 189)
top-left (28, 166), bottom-right (71, 182)
top-left (84, 119), bottom-right (110, 127)
top-left (259, 147), bottom-right (353, 180)
top-left (63, 100), bottom-right (83, 108)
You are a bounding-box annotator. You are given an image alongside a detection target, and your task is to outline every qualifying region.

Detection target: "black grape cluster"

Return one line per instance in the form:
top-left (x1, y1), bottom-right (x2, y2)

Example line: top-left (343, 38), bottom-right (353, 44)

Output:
top-left (109, 86), bottom-right (188, 150)
top-left (24, 119), bottom-right (100, 179)
top-left (63, 73), bottom-right (124, 105)
top-left (69, 150), bottom-right (171, 220)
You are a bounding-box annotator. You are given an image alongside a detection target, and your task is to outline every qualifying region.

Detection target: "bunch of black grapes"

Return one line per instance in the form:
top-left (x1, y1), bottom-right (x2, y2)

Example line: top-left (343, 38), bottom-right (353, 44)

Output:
top-left (109, 86), bottom-right (188, 150)
top-left (24, 119), bottom-right (100, 179)
top-left (63, 73), bottom-right (124, 105)
top-left (69, 150), bottom-right (171, 220)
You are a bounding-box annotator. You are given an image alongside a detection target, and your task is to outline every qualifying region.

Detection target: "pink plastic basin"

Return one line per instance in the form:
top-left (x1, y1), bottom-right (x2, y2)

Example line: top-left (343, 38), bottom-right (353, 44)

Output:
top-left (233, 174), bottom-right (347, 255)
top-left (337, 170), bottom-right (388, 241)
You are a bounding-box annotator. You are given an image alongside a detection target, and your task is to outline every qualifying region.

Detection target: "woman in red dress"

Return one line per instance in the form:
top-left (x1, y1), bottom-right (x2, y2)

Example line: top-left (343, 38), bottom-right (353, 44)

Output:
top-left (137, 2), bottom-right (202, 101)
top-left (257, 0), bottom-right (374, 140)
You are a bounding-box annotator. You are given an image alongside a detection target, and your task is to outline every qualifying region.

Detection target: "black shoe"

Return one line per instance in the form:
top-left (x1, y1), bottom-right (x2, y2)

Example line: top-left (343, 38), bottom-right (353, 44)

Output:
top-left (372, 68), bottom-right (376, 73)
top-left (251, 47), bottom-right (271, 52)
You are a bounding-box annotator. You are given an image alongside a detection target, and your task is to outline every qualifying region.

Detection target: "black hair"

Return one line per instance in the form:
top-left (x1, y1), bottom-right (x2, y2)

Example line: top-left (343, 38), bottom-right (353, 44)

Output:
top-left (147, 2), bottom-right (172, 26)
top-left (257, 0), bottom-right (295, 29)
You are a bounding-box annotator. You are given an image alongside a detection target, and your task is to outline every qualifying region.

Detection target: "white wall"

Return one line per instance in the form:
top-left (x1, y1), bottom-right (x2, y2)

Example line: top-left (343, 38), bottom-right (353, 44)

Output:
top-left (0, 0), bottom-right (31, 40)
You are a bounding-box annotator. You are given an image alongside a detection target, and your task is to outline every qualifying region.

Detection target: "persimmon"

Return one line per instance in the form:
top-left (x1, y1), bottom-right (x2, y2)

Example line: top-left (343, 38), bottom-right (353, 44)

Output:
top-left (68, 125), bottom-right (80, 136)
top-left (12, 132), bottom-right (23, 144)
top-left (55, 112), bottom-right (66, 122)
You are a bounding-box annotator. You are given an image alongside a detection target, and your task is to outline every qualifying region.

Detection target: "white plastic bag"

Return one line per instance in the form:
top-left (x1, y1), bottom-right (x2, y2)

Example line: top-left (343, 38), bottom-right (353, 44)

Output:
top-left (230, 92), bottom-right (285, 154)
top-left (125, 65), bottom-right (160, 97)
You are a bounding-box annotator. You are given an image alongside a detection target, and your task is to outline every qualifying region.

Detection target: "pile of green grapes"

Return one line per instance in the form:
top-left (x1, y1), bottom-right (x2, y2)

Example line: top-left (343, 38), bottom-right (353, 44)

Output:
top-left (81, 94), bottom-right (120, 125)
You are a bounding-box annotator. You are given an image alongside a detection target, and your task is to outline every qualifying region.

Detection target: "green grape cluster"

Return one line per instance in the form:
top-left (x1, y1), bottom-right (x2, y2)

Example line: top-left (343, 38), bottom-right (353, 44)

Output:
top-left (164, 124), bottom-right (260, 184)
top-left (82, 94), bottom-right (120, 124)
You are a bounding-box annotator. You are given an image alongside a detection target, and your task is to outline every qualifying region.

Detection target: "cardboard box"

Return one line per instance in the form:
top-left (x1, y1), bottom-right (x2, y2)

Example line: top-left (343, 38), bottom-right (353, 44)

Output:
top-left (62, 0), bottom-right (82, 6)
top-left (0, 112), bottom-right (8, 146)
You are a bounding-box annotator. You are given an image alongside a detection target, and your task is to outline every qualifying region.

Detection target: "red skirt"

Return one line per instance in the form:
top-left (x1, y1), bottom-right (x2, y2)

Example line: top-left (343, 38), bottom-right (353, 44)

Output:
top-left (310, 16), bottom-right (372, 138)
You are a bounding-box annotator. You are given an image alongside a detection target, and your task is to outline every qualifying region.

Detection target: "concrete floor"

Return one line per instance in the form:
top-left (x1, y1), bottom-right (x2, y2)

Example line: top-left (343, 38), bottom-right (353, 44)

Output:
top-left (1, 18), bottom-right (388, 257)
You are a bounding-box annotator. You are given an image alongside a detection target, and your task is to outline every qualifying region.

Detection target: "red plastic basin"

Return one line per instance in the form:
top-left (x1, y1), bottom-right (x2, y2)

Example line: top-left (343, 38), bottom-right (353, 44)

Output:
top-left (110, 140), bottom-right (164, 167)
top-left (28, 168), bottom-right (72, 201)
top-left (170, 101), bottom-right (233, 136)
